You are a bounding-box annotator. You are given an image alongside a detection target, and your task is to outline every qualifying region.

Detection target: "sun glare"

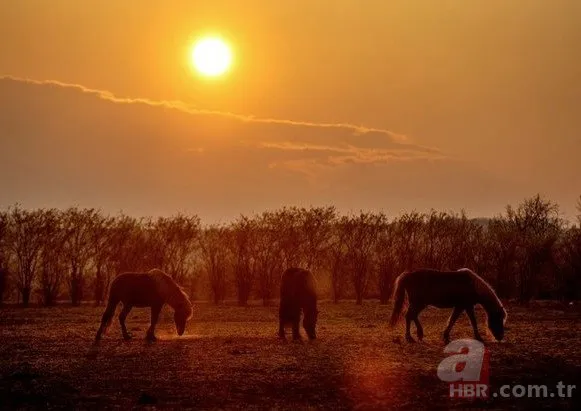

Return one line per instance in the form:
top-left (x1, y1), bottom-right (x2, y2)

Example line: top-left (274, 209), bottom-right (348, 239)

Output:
top-left (191, 37), bottom-right (232, 77)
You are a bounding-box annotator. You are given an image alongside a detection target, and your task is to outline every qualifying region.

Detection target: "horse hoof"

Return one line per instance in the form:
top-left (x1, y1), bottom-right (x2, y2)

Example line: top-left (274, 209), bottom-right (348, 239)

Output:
top-left (405, 336), bottom-right (416, 343)
top-left (123, 333), bottom-right (133, 341)
top-left (146, 335), bottom-right (157, 342)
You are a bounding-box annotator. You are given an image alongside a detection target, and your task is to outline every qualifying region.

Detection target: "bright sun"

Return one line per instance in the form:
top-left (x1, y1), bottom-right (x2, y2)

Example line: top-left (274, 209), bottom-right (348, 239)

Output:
top-left (191, 37), bottom-right (232, 77)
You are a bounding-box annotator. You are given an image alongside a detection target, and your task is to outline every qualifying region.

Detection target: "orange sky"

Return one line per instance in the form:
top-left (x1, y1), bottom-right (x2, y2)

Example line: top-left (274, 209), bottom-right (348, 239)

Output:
top-left (1, 1), bottom-right (580, 221)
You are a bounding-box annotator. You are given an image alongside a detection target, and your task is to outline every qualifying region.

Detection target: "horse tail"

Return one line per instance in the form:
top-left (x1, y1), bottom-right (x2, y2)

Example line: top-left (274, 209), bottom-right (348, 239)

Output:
top-left (389, 271), bottom-right (409, 327)
top-left (95, 282), bottom-right (120, 341)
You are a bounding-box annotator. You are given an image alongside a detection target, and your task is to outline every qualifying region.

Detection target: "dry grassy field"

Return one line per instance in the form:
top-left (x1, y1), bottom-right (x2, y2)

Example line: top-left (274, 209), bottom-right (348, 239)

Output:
top-left (1, 301), bottom-right (580, 410)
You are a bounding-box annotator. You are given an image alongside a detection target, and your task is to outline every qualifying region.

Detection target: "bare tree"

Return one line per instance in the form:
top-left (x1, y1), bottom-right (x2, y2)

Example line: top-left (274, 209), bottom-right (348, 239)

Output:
top-left (91, 215), bottom-right (115, 305)
top-left (506, 195), bottom-right (564, 302)
top-left (343, 212), bottom-right (386, 305)
top-left (376, 222), bottom-right (398, 304)
top-left (38, 210), bottom-right (68, 306)
top-left (254, 212), bottom-right (285, 306)
top-left (300, 206), bottom-right (336, 271)
top-left (264, 206), bottom-right (336, 275)
top-left (555, 226), bottom-right (581, 301)
top-left (140, 217), bottom-right (167, 270)
top-left (150, 214), bottom-right (201, 285)
top-left (423, 211), bottom-right (484, 271)
top-left (329, 219), bottom-right (350, 303)
top-left (200, 225), bottom-right (230, 304)
top-left (0, 211), bottom-right (8, 305)
top-left (108, 215), bottom-right (144, 273)
top-left (484, 217), bottom-right (517, 298)
top-left (422, 210), bottom-right (449, 268)
top-left (5, 206), bottom-right (51, 306)
top-left (271, 208), bottom-right (303, 268)
top-left (447, 213), bottom-right (485, 271)
top-left (374, 211), bottom-right (425, 304)
top-left (230, 216), bottom-right (257, 306)
top-left (62, 208), bottom-right (99, 306)
top-left (394, 211), bottom-right (424, 271)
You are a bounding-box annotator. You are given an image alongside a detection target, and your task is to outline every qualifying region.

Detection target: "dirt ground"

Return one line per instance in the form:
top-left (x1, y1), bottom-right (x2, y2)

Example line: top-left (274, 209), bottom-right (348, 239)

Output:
top-left (0, 301), bottom-right (580, 410)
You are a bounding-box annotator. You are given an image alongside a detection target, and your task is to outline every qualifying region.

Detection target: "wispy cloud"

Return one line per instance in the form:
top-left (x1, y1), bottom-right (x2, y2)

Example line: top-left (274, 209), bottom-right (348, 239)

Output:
top-left (258, 141), bottom-right (444, 158)
top-left (258, 140), bottom-right (447, 171)
top-left (0, 74), bottom-right (412, 143)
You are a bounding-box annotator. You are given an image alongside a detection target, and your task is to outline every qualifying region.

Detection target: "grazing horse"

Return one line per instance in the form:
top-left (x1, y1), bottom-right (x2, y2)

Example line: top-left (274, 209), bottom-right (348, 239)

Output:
top-left (389, 268), bottom-right (507, 343)
top-left (95, 269), bottom-right (193, 342)
top-left (278, 267), bottom-right (318, 341)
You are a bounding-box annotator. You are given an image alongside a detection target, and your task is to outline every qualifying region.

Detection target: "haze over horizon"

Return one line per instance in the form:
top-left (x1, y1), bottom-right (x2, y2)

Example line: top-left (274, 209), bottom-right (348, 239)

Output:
top-left (1, 1), bottom-right (580, 222)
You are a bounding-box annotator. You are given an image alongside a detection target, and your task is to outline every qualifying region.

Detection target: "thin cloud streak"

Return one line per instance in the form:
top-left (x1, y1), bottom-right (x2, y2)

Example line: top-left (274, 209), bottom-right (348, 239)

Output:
top-left (257, 141), bottom-right (445, 158)
top-left (0, 74), bottom-right (415, 144)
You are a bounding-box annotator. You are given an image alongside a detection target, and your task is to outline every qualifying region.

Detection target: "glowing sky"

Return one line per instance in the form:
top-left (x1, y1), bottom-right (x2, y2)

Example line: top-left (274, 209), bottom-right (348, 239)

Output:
top-left (1, 1), bottom-right (580, 221)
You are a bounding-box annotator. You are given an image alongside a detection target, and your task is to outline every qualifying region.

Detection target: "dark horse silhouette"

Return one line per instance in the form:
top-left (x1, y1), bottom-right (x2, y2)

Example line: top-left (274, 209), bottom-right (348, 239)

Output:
top-left (278, 267), bottom-right (318, 341)
top-left (95, 269), bottom-right (193, 342)
top-left (389, 268), bottom-right (507, 343)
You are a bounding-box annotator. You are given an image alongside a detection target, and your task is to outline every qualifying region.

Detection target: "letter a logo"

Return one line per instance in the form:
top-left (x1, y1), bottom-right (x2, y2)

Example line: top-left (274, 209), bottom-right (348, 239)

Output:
top-left (437, 338), bottom-right (490, 399)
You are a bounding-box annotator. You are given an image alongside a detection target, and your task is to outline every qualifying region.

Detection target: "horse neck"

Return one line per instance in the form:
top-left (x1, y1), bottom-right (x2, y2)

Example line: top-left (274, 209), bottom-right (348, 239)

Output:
top-left (166, 286), bottom-right (185, 310)
top-left (476, 281), bottom-right (503, 315)
top-left (167, 286), bottom-right (192, 318)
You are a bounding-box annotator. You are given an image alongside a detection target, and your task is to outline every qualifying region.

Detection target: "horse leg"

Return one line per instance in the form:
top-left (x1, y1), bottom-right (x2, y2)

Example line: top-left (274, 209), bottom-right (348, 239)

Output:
top-left (146, 305), bottom-right (162, 342)
top-left (95, 298), bottom-right (118, 341)
top-left (405, 305), bottom-right (418, 343)
top-left (466, 305), bottom-right (483, 342)
top-left (291, 318), bottom-right (302, 341)
top-left (278, 304), bottom-right (287, 340)
top-left (285, 305), bottom-right (301, 341)
top-left (119, 304), bottom-right (133, 340)
top-left (412, 305), bottom-right (425, 341)
top-left (443, 307), bottom-right (464, 344)
top-left (278, 318), bottom-right (286, 340)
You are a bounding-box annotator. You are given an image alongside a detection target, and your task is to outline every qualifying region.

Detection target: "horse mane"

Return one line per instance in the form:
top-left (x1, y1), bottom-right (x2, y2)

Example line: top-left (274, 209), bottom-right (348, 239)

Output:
top-left (458, 268), bottom-right (506, 320)
top-left (148, 269), bottom-right (193, 319)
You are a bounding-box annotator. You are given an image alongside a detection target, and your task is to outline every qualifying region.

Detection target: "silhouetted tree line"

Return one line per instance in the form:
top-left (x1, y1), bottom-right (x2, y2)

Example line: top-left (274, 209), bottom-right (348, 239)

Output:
top-left (0, 194), bottom-right (580, 307)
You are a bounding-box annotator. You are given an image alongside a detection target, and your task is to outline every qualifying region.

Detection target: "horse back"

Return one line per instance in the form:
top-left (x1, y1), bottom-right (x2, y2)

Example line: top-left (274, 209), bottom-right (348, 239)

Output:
top-left (109, 272), bottom-right (165, 307)
top-left (279, 268), bottom-right (317, 318)
top-left (404, 269), bottom-right (480, 308)
top-left (280, 268), bottom-right (316, 298)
